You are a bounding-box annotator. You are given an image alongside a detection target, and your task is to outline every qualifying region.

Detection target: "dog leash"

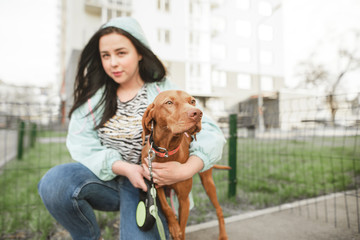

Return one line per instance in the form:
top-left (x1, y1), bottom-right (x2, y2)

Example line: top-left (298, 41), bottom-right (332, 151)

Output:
top-left (148, 124), bottom-right (191, 215)
top-left (147, 144), bottom-right (166, 240)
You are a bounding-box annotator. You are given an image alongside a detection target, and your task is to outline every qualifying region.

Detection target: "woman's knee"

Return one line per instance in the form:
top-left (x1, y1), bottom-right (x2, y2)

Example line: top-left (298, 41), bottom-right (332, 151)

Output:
top-left (38, 162), bottom-right (120, 211)
top-left (38, 163), bottom-right (88, 206)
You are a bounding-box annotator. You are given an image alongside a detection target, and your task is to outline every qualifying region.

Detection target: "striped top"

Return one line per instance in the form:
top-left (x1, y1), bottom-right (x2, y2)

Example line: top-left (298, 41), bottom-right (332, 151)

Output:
top-left (97, 85), bottom-right (147, 164)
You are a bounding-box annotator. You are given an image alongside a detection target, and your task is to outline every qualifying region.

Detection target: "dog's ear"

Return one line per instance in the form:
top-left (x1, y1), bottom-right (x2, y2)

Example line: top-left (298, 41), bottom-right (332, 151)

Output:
top-left (142, 103), bottom-right (154, 145)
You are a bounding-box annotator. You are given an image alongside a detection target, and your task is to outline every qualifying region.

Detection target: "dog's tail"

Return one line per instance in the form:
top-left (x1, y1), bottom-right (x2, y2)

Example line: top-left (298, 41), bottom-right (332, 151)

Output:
top-left (212, 165), bottom-right (231, 170)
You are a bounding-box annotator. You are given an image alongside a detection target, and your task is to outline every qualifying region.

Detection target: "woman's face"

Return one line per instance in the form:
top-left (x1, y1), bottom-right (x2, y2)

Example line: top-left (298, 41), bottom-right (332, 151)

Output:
top-left (99, 32), bottom-right (143, 87)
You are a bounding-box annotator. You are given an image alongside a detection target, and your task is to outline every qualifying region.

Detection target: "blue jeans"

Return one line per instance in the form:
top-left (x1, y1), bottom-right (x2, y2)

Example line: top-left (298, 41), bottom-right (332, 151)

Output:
top-left (38, 163), bottom-right (169, 240)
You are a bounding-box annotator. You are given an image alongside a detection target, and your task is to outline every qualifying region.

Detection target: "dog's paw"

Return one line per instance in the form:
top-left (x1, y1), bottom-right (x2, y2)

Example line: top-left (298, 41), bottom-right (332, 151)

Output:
top-left (218, 234), bottom-right (228, 240)
top-left (168, 223), bottom-right (182, 240)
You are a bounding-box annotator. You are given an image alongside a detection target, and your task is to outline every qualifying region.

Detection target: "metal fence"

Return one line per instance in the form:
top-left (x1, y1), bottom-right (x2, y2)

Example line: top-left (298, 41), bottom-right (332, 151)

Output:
top-left (211, 92), bottom-right (360, 234)
top-left (0, 93), bottom-right (359, 239)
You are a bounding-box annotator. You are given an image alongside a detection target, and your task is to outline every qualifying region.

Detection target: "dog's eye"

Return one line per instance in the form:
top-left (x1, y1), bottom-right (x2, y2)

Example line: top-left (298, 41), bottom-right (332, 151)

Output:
top-left (165, 100), bottom-right (173, 105)
top-left (190, 99), bottom-right (196, 105)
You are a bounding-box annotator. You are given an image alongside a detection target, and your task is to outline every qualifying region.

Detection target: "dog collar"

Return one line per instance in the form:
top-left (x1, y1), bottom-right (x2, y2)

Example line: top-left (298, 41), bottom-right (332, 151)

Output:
top-left (148, 132), bottom-right (181, 158)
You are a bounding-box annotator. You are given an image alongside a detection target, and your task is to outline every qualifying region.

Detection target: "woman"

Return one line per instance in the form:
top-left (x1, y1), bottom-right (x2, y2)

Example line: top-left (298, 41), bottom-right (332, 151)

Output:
top-left (38, 17), bottom-right (225, 240)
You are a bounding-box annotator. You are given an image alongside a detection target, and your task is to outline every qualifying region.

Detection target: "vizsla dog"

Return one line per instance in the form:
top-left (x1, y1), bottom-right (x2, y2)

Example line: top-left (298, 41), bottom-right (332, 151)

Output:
top-left (141, 90), bottom-right (229, 240)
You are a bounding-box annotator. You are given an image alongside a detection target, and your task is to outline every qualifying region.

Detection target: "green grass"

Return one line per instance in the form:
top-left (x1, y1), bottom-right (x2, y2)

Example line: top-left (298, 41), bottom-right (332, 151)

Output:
top-left (1, 131), bottom-right (359, 238)
top-left (36, 130), bottom-right (68, 138)
top-left (0, 131), bottom-right (118, 239)
top-left (0, 140), bottom-right (70, 239)
top-left (236, 136), bottom-right (360, 202)
top-left (189, 135), bottom-right (360, 224)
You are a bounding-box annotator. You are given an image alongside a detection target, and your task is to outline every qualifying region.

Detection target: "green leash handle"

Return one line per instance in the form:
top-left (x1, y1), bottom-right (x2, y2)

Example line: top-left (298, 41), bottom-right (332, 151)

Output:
top-left (149, 184), bottom-right (166, 240)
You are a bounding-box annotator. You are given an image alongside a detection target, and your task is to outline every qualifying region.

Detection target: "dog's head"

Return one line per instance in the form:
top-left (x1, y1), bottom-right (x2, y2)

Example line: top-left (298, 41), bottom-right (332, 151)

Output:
top-left (142, 90), bottom-right (202, 142)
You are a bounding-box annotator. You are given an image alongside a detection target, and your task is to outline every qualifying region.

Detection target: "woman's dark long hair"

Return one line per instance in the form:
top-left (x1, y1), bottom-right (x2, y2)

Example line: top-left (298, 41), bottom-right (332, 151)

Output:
top-left (69, 27), bottom-right (166, 129)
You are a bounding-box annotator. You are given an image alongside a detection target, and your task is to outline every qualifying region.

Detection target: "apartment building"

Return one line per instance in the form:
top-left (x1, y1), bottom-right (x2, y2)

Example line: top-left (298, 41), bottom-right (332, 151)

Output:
top-left (61, 0), bottom-right (284, 120)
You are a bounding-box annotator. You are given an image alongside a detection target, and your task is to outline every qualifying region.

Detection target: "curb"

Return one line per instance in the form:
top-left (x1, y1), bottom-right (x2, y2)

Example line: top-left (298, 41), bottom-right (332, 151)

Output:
top-left (186, 191), bottom-right (347, 233)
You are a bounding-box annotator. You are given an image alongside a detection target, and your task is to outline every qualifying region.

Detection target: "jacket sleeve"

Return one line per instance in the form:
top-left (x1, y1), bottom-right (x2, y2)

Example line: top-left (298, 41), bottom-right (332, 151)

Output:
top-left (189, 113), bottom-right (226, 172)
top-left (66, 104), bottom-right (122, 181)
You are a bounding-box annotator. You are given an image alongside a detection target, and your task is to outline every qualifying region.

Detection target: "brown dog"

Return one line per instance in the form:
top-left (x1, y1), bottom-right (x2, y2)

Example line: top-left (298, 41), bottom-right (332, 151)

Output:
top-left (141, 90), bottom-right (229, 240)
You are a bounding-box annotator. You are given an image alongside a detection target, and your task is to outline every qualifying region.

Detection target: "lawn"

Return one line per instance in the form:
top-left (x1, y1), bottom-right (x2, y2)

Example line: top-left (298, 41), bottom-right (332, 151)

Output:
top-left (0, 131), bottom-right (359, 239)
top-left (189, 135), bottom-right (360, 224)
top-left (0, 131), bottom-right (71, 239)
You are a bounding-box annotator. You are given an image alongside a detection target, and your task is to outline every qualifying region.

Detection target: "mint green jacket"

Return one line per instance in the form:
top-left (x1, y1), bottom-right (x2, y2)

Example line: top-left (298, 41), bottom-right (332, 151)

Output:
top-left (66, 79), bottom-right (226, 181)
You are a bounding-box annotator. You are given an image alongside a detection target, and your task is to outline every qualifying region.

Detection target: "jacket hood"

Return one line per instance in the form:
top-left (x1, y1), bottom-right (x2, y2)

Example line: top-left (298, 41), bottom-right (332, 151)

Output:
top-left (102, 17), bottom-right (150, 49)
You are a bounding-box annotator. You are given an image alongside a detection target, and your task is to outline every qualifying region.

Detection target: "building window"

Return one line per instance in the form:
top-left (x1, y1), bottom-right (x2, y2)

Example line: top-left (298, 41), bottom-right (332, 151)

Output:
top-left (260, 76), bottom-right (274, 91)
top-left (212, 44), bottom-right (226, 60)
top-left (190, 64), bottom-right (201, 77)
top-left (258, 24), bottom-right (273, 41)
top-left (258, 1), bottom-right (272, 16)
top-left (237, 74), bottom-right (251, 89)
top-left (236, 20), bottom-right (251, 38)
top-left (189, 1), bottom-right (202, 16)
top-left (189, 32), bottom-right (200, 45)
top-left (260, 50), bottom-right (273, 65)
top-left (158, 29), bottom-right (171, 44)
top-left (212, 16), bottom-right (226, 34)
top-left (236, 0), bottom-right (250, 10)
top-left (212, 70), bottom-right (227, 87)
top-left (158, 0), bottom-right (170, 12)
top-left (237, 47), bottom-right (251, 63)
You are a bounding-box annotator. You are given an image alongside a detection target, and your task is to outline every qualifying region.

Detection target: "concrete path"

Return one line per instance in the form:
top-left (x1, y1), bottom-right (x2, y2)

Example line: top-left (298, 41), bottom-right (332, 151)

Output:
top-left (186, 191), bottom-right (360, 240)
top-left (0, 129), bottom-right (17, 168)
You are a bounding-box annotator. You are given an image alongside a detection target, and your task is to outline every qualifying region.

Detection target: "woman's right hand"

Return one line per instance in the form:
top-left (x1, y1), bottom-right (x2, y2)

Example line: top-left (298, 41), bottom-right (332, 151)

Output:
top-left (112, 160), bottom-right (147, 192)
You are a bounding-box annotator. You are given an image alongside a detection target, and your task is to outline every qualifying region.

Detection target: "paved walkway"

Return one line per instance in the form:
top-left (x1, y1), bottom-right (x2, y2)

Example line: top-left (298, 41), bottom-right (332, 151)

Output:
top-left (186, 191), bottom-right (360, 240)
top-left (0, 129), bottom-right (17, 168)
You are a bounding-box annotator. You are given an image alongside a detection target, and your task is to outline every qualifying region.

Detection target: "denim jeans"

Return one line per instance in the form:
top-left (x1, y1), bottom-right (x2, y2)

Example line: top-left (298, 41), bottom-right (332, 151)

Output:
top-left (38, 162), bottom-right (169, 240)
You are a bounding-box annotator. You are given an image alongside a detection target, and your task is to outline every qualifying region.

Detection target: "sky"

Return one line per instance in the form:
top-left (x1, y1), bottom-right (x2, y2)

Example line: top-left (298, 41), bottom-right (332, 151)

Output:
top-left (0, 0), bottom-right (360, 93)
top-left (282, 0), bottom-right (360, 92)
top-left (0, 0), bottom-right (58, 87)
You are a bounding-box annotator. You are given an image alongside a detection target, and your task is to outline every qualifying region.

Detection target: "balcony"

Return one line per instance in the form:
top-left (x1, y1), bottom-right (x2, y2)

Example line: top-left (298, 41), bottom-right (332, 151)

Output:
top-left (85, 0), bottom-right (132, 15)
top-left (210, 0), bottom-right (224, 9)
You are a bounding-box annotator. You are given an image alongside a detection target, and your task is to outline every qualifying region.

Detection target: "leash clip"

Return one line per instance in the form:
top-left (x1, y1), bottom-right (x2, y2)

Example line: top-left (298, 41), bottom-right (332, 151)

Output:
top-left (148, 144), bottom-right (156, 180)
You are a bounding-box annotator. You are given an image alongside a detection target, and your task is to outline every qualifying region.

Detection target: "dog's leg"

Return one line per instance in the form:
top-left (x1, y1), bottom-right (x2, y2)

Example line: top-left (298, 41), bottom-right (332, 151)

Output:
top-left (177, 195), bottom-right (190, 240)
top-left (172, 180), bottom-right (192, 240)
top-left (199, 169), bottom-right (228, 240)
top-left (157, 187), bottom-right (182, 240)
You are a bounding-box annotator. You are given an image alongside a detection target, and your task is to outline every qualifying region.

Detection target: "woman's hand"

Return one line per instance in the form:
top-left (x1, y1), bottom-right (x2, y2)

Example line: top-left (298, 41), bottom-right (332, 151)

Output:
top-left (112, 160), bottom-right (148, 192)
top-left (142, 155), bottom-right (204, 187)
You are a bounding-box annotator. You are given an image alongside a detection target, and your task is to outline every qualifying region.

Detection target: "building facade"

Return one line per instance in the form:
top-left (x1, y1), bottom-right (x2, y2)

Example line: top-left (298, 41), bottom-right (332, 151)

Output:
top-left (61, 0), bottom-right (284, 120)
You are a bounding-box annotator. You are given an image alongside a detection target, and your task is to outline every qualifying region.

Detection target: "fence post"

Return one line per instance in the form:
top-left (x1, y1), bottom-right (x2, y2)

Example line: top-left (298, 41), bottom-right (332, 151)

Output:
top-left (30, 123), bottom-right (37, 148)
top-left (228, 114), bottom-right (237, 198)
top-left (17, 121), bottom-right (25, 160)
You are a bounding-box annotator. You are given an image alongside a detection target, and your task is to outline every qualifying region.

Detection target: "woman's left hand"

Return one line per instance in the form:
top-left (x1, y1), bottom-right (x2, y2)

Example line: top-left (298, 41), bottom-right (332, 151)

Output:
top-left (142, 155), bottom-right (204, 187)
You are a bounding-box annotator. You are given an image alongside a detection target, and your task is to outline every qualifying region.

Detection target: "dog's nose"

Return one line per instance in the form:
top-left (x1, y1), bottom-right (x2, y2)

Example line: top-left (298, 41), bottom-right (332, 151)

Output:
top-left (188, 109), bottom-right (203, 121)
